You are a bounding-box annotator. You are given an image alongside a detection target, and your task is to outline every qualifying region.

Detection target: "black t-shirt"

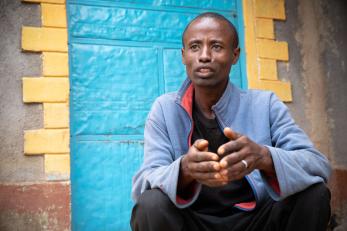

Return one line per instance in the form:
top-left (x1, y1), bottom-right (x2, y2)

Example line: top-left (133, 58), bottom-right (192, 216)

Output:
top-left (190, 102), bottom-right (254, 216)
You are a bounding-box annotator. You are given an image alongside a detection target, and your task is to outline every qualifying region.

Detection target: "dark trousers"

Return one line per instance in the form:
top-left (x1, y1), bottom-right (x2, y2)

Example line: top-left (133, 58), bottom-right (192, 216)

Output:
top-left (131, 183), bottom-right (331, 231)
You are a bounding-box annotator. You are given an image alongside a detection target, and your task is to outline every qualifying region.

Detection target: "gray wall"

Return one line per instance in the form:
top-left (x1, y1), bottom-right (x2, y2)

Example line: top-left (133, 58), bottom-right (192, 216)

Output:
top-left (278, 0), bottom-right (347, 166)
top-left (0, 1), bottom-right (44, 182)
top-left (277, 0), bottom-right (347, 229)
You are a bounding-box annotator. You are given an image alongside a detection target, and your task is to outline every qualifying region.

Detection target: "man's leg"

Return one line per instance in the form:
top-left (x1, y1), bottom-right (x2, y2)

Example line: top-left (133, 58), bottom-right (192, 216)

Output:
top-left (130, 189), bottom-right (185, 231)
top-left (265, 182), bottom-right (331, 231)
top-left (283, 183), bottom-right (331, 231)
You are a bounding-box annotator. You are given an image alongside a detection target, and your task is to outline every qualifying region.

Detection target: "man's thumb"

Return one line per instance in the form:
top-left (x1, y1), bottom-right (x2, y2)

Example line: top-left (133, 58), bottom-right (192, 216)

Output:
top-left (223, 127), bottom-right (238, 140)
top-left (194, 139), bottom-right (208, 151)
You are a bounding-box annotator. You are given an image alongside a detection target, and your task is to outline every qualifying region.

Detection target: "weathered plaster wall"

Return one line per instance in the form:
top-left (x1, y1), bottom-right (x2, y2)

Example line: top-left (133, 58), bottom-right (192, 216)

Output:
top-left (276, 0), bottom-right (347, 229)
top-left (0, 0), bottom-right (44, 182)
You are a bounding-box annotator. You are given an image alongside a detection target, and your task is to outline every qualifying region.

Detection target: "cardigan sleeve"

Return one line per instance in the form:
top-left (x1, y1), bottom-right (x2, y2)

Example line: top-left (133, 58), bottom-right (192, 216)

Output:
top-left (260, 93), bottom-right (331, 201)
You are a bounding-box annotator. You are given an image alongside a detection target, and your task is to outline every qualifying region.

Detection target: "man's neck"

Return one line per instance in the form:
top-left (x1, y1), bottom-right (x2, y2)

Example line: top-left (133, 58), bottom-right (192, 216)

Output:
top-left (193, 83), bottom-right (228, 119)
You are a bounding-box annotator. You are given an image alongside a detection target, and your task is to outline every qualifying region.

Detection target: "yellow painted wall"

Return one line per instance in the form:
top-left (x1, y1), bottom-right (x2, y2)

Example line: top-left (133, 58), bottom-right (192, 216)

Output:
top-left (22, 0), bottom-right (70, 179)
top-left (243, 0), bottom-right (292, 102)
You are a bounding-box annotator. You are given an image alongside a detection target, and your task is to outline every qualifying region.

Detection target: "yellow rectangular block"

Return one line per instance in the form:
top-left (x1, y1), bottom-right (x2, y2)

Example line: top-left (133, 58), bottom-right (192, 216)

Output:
top-left (22, 0), bottom-right (65, 3)
top-left (44, 103), bottom-right (69, 128)
top-left (24, 129), bottom-right (70, 154)
top-left (42, 3), bottom-right (67, 28)
top-left (256, 18), bottom-right (274, 39)
top-left (257, 80), bottom-right (292, 102)
top-left (23, 77), bottom-right (69, 102)
top-left (43, 52), bottom-right (69, 76)
top-left (259, 58), bottom-right (278, 80)
top-left (22, 27), bottom-right (67, 52)
top-left (45, 154), bottom-right (70, 176)
top-left (255, 0), bottom-right (285, 20)
top-left (256, 39), bottom-right (288, 61)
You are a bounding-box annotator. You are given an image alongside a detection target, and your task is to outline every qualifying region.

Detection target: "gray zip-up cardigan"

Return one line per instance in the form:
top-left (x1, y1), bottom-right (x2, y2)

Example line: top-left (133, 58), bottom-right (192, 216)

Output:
top-left (132, 78), bottom-right (331, 210)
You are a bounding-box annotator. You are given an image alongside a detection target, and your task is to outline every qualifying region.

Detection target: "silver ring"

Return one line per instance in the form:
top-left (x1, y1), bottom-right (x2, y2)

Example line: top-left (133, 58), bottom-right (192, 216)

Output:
top-left (241, 160), bottom-right (248, 169)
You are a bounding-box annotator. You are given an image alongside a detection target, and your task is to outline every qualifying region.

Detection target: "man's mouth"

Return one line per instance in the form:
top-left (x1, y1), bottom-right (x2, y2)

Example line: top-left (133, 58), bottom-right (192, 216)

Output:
top-left (196, 67), bottom-right (214, 73)
top-left (199, 68), bottom-right (211, 73)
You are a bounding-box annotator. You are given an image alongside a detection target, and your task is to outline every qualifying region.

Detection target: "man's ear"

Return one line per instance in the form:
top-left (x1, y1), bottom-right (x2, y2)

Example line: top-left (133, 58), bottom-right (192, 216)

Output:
top-left (232, 47), bottom-right (240, 64)
top-left (181, 48), bottom-right (186, 65)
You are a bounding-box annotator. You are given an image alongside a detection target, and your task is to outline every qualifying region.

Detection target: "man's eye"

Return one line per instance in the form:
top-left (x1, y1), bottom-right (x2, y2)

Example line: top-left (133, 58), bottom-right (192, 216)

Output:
top-left (190, 44), bottom-right (199, 51)
top-left (212, 45), bottom-right (222, 51)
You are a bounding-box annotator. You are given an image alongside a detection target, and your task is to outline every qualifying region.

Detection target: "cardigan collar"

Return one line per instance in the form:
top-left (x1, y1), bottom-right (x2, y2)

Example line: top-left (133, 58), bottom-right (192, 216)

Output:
top-left (176, 78), bottom-right (241, 127)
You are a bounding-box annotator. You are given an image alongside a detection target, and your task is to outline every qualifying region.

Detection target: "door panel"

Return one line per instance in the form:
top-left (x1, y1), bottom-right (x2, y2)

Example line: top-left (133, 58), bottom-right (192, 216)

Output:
top-left (70, 43), bottom-right (159, 136)
top-left (71, 140), bottom-right (143, 230)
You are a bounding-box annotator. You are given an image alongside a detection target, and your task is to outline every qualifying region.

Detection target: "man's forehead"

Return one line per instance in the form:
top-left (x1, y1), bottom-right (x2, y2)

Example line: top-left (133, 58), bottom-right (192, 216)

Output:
top-left (187, 17), bottom-right (229, 32)
top-left (183, 17), bottom-right (233, 42)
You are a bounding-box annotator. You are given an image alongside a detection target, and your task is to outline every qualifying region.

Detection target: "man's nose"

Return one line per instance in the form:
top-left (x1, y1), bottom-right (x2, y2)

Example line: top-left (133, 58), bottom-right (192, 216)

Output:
top-left (199, 46), bottom-right (211, 63)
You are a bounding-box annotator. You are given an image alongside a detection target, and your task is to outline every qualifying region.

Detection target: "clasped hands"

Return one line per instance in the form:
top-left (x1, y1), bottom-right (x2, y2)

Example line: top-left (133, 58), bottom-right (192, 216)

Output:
top-left (181, 127), bottom-right (271, 188)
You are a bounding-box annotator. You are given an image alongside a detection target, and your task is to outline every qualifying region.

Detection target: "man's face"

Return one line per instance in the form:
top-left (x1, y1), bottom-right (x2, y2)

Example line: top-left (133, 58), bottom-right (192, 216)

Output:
top-left (181, 17), bottom-right (240, 89)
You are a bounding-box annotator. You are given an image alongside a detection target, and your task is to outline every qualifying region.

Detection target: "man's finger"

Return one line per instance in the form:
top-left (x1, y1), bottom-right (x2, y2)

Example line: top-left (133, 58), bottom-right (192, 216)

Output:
top-left (217, 140), bottom-right (243, 156)
top-left (223, 127), bottom-right (240, 140)
top-left (193, 171), bottom-right (222, 181)
top-left (189, 161), bottom-right (221, 172)
top-left (219, 160), bottom-right (253, 182)
top-left (193, 139), bottom-right (209, 151)
top-left (219, 150), bottom-right (244, 168)
top-left (192, 151), bottom-right (219, 162)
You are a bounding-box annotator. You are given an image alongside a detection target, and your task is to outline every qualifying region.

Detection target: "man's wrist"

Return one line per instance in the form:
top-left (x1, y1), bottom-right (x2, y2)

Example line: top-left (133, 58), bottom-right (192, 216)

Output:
top-left (258, 146), bottom-right (275, 174)
top-left (178, 156), bottom-right (194, 189)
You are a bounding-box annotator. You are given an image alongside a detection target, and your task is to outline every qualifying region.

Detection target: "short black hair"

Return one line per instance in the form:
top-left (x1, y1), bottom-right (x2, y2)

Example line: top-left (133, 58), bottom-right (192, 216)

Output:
top-left (182, 12), bottom-right (239, 49)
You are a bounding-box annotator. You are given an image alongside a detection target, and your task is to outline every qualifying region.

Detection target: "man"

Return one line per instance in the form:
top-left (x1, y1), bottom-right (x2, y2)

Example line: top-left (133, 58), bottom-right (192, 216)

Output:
top-left (131, 12), bottom-right (331, 231)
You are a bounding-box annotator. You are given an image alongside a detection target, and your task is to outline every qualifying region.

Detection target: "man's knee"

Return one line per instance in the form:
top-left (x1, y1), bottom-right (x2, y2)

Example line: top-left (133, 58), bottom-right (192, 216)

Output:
top-left (297, 183), bottom-right (331, 206)
top-left (290, 182), bottom-right (331, 218)
top-left (131, 189), bottom-right (184, 231)
top-left (270, 183), bottom-right (331, 231)
top-left (134, 188), bottom-right (175, 215)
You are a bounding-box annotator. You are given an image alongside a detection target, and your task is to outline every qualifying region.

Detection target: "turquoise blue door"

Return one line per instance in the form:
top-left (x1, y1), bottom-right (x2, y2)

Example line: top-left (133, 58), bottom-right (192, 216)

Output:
top-left (67, 1), bottom-right (246, 230)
